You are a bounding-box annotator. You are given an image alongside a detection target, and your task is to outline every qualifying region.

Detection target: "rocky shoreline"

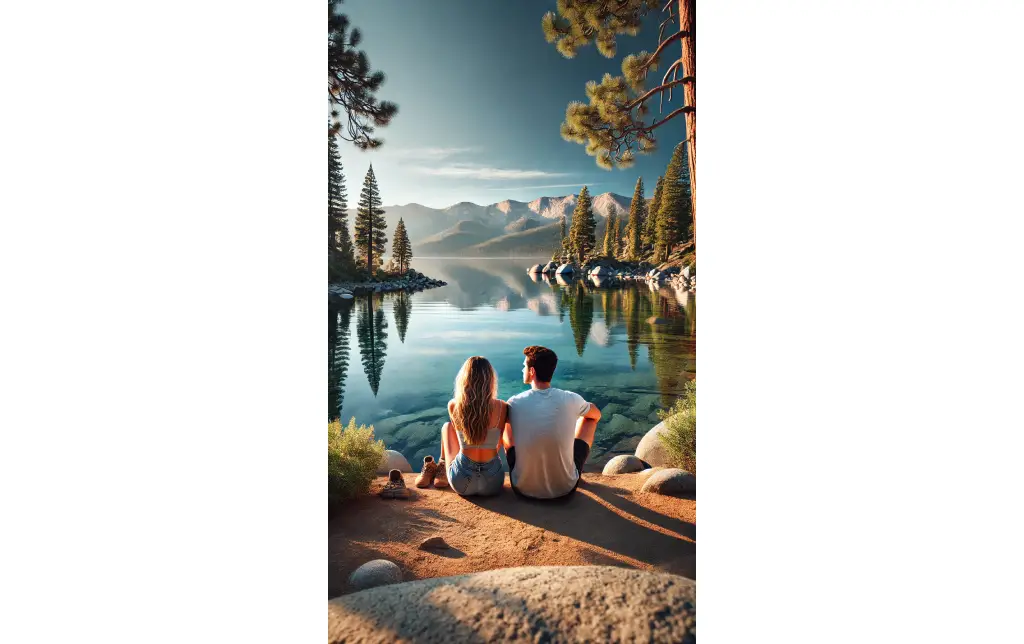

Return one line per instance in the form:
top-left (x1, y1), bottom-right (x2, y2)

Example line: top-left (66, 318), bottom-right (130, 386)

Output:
top-left (527, 259), bottom-right (696, 293)
top-left (328, 269), bottom-right (447, 299)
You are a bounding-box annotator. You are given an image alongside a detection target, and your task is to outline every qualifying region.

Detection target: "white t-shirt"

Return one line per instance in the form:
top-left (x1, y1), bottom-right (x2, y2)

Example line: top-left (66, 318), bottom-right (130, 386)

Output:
top-left (507, 387), bottom-right (590, 499)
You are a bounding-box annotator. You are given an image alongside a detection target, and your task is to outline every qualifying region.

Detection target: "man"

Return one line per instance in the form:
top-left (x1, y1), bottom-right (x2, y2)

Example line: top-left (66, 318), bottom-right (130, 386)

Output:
top-left (504, 345), bottom-right (602, 499)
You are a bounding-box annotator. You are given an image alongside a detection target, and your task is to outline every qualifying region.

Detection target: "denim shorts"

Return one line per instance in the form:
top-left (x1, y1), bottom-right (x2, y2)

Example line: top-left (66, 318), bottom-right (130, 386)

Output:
top-left (448, 451), bottom-right (505, 496)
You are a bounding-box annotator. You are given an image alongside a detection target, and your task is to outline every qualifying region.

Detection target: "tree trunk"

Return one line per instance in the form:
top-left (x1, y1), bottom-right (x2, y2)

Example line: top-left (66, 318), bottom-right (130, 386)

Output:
top-left (678, 0), bottom-right (696, 248)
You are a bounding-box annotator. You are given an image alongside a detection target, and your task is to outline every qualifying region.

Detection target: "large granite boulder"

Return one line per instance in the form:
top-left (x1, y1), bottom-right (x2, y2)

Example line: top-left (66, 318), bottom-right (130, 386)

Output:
top-left (542, 261), bottom-right (559, 273)
top-left (635, 422), bottom-right (672, 467)
top-left (377, 450), bottom-right (413, 475)
top-left (329, 566), bottom-right (695, 643)
top-left (602, 454), bottom-right (646, 475)
top-left (590, 265), bottom-right (613, 276)
top-left (528, 263), bottom-right (545, 274)
top-left (640, 468), bottom-right (696, 496)
top-left (555, 263), bottom-right (576, 275)
top-left (682, 264), bottom-right (695, 278)
top-left (348, 559), bottom-right (403, 592)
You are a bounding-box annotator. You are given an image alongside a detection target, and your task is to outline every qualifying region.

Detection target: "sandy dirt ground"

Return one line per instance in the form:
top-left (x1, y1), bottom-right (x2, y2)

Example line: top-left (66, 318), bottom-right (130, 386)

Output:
top-left (328, 470), bottom-right (695, 598)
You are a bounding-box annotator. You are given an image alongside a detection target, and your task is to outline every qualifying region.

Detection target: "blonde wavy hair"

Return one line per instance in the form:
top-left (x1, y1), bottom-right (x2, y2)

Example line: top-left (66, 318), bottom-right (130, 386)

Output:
top-left (451, 356), bottom-right (498, 445)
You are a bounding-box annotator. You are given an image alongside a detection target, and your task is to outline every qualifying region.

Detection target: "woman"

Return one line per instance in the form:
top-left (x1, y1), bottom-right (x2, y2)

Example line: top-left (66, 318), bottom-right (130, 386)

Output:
top-left (440, 356), bottom-right (508, 496)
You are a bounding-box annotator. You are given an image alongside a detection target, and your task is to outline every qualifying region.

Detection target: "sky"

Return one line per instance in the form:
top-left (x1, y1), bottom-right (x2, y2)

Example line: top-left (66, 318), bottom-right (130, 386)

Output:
top-left (335, 0), bottom-right (686, 209)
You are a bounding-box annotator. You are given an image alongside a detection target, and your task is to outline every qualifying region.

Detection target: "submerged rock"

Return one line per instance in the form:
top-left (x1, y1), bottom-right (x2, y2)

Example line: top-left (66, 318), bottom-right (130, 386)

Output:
top-left (528, 263), bottom-right (545, 274)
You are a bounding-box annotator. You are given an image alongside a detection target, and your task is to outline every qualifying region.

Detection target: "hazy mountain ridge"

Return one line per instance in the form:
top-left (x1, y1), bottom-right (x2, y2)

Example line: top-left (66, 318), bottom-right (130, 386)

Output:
top-left (347, 191), bottom-right (633, 257)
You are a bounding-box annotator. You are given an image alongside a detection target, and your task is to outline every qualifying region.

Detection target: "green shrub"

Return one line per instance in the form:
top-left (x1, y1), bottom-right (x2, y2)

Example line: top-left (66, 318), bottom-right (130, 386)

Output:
top-left (659, 380), bottom-right (696, 473)
top-left (328, 418), bottom-right (385, 504)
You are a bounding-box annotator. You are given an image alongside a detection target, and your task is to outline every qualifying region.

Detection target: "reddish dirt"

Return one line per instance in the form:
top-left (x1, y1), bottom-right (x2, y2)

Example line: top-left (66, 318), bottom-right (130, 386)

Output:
top-left (328, 471), bottom-right (696, 598)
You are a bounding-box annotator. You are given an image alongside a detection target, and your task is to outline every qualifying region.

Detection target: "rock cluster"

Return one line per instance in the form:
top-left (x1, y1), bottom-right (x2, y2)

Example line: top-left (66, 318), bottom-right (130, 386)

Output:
top-left (531, 260), bottom-right (695, 292)
top-left (329, 270), bottom-right (447, 298)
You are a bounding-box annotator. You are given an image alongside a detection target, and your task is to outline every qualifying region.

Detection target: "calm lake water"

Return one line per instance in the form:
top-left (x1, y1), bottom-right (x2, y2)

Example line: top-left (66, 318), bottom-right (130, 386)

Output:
top-left (328, 257), bottom-right (696, 472)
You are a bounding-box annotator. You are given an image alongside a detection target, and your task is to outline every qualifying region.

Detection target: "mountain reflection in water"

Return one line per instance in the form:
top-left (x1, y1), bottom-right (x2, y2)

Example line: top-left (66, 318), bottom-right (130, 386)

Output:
top-left (328, 257), bottom-right (695, 471)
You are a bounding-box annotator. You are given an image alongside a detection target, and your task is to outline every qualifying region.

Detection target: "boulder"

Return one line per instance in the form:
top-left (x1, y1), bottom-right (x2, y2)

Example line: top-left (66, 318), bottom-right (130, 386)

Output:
top-left (661, 266), bottom-right (681, 275)
top-left (542, 261), bottom-right (558, 273)
top-left (590, 265), bottom-right (613, 276)
top-left (528, 263), bottom-right (545, 274)
top-left (328, 566), bottom-right (695, 643)
top-left (640, 468), bottom-right (696, 496)
top-left (348, 559), bottom-right (403, 592)
top-left (682, 264), bottom-right (695, 278)
top-left (555, 263), bottom-right (576, 275)
top-left (377, 450), bottom-right (413, 475)
top-left (635, 422), bottom-right (672, 466)
top-left (602, 454), bottom-right (646, 475)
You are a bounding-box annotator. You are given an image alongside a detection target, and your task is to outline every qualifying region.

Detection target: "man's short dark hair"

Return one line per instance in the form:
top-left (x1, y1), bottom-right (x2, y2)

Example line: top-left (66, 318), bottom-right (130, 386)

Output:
top-left (524, 345), bottom-right (557, 383)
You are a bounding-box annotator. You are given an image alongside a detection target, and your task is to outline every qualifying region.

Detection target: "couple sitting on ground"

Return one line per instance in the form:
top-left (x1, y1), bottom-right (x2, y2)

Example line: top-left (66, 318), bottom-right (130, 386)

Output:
top-left (415, 345), bottom-right (602, 500)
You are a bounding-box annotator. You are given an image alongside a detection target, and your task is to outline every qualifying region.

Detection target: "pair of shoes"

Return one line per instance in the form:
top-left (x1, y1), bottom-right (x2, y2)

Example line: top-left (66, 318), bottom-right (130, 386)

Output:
top-left (414, 456), bottom-right (450, 489)
top-left (379, 469), bottom-right (410, 499)
top-left (415, 456), bottom-right (438, 488)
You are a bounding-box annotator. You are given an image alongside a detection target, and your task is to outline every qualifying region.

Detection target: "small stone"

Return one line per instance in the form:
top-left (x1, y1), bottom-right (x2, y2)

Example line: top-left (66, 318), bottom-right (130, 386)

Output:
top-left (640, 468), bottom-right (696, 496)
top-left (418, 536), bottom-right (450, 551)
top-left (602, 454), bottom-right (646, 475)
top-left (348, 559), bottom-right (403, 592)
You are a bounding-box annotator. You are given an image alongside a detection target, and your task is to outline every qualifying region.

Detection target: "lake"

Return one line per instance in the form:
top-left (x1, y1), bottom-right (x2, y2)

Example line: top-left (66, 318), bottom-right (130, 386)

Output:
top-left (328, 257), bottom-right (696, 472)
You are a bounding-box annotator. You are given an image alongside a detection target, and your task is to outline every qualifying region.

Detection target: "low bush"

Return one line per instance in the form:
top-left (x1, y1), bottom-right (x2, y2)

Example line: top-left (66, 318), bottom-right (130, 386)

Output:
top-left (658, 379), bottom-right (696, 473)
top-left (328, 418), bottom-right (385, 504)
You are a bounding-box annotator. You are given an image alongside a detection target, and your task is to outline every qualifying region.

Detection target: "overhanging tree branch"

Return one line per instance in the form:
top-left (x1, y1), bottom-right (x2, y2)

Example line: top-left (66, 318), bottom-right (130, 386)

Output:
top-left (641, 30), bottom-right (689, 71)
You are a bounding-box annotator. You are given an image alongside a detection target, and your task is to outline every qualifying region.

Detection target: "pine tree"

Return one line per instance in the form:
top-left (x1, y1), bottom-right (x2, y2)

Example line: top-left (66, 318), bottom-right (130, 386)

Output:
top-left (625, 177), bottom-right (646, 260)
top-left (568, 186), bottom-right (596, 262)
top-left (354, 164), bottom-right (388, 274)
top-left (541, 0), bottom-right (696, 243)
top-left (357, 295), bottom-right (388, 396)
top-left (567, 281), bottom-right (594, 357)
top-left (393, 291), bottom-right (411, 343)
top-left (327, 300), bottom-right (352, 421)
top-left (392, 217), bottom-right (412, 273)
top-left (328, 1), bottom-right (398, 148)
top-left (610, 209), bottom-right (621, 258)
top-left (602, 210), bottom-right (615, 257)
top-left (558, 215), bottom-right (568, 259)
top-left (328, 132), bottom-right (354, 282)
top-left (656, 142), bottom-right (691, 261)
top-left (643, 175), bottom-right (664, 255)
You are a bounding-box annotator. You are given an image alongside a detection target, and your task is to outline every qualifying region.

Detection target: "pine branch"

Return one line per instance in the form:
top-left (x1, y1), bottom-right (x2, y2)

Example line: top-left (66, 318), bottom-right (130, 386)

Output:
top-left (641, 30), bottom-right (689, 71)
top-left (626, 77), bottom-right (693, 110)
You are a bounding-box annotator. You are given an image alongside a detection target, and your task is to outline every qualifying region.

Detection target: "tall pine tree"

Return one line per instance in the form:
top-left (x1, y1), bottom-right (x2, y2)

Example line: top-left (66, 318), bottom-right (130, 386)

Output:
top-left (328, 132), bottom-right (354, 282)
top-left (656, 142), bottom-right (692, 261)
top-left (354, 164), bottom-right (388, 274)
top-left (392, 217), bottom-right (412, 273)
top-left (643, 175), bottom-right (664, 256)
top-left (357, 295), bottom-right (388, 396)
top-left (625, 177), bottom-right (646, 260)
top-left (393, 290), bottom-right (411, 343)
top-left (610, 208), bottom-right (621, 258)
top-left (602, 210), bottom-right (615, 257)
top-left (568, 186), bottom-right (596, 262)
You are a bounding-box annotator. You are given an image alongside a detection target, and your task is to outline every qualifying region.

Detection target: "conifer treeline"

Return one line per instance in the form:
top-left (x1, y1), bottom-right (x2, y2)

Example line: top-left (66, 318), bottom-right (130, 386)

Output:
top-left (556, 141), bottom-right (694, 265)
top-left (328, 135), bottom-right (413, 282)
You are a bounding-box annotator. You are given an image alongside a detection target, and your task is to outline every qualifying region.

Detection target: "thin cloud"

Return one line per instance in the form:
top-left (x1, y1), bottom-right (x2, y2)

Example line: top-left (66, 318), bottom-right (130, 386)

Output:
top-left (481, 182), bottom-right (598, 191)
top-left (413, 164), bottom-right (569, 180)
top-left (392, 147), bottom-right (478, 160)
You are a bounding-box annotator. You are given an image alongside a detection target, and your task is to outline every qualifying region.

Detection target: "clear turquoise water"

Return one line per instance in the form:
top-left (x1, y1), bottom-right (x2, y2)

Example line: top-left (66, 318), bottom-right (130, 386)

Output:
top-left (328, 257), bottom-right (696, 471)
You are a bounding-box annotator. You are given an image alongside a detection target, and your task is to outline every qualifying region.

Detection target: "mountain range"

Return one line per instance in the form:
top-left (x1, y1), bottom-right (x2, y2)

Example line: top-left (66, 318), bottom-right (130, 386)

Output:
top-left (348, 192), bottom-right (635, 257)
